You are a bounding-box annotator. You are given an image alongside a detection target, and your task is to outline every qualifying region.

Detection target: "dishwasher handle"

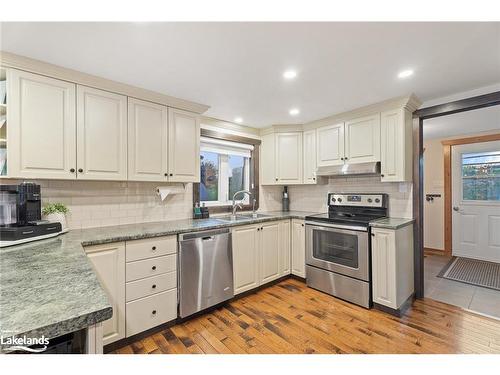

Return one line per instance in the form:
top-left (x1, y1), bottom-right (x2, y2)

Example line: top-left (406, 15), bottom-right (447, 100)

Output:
top-left (179, 228), bottom-right (230, 241)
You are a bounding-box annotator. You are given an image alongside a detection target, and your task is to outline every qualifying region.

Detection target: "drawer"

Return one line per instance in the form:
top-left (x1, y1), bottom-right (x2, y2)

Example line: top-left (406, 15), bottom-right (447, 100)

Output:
top-left (126, 289), bottom-right (177, 337)
top-left (126, 236), bottom-right (177, 262)
top-left (126, 271), bottom-right (176, 302)
top-left (126, 254), bottom-right (176, 282)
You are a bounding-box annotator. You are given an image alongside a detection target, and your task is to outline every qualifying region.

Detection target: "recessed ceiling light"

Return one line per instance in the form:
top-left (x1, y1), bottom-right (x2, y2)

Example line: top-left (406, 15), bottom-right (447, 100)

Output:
top-left (289, 108), bottom-right (300, 116)
top-left (234, 117), bottom-right (243, 124)
top-left (398, 69), bottom-right (414, 79)
top-left (283, 70), bottom-right (297, 80)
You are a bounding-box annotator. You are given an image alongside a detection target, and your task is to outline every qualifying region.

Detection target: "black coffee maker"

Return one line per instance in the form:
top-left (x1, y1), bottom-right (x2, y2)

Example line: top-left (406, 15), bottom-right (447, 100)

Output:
top-left (0, 182), bottom-right (62, 246)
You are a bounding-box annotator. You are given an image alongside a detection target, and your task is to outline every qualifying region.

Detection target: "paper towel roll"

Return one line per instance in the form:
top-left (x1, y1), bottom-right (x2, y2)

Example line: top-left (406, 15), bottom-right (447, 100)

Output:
top-left (156, 185), bottom-right (185, 201)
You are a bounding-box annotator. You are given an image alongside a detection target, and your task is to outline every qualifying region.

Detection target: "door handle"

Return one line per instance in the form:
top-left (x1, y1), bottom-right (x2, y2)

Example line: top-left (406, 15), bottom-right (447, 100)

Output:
top-left (453, 206), bottom-right (460, 212)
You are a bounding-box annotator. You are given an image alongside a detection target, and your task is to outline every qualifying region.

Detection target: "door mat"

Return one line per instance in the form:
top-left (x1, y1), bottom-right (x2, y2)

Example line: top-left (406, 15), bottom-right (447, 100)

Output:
top-left (438, 256), bottom-right (500, 291)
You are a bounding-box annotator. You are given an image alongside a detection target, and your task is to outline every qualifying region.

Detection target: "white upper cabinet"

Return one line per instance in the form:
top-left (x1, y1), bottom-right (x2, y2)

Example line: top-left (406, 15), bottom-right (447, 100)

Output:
top-left (381, 108), bottom-right (412, 182)
top-left (167, 108), bottom-right (200, 183)
top-left (260, 133), bottom-right (276, 185)
top-left (77, 86), bottom-right (128, 180)
top-left (275, 132), bottom-right (303, 184)
top-left (303, 129), bottom-right (317, 184)
top-left (8, 69), bottom-right (77, 179)
top-left (128, 98), bottom-right (168, 181)
top-left (316, 123), bottom-right (344, 167)
top-left (344, 114), bottom-right (380, 164)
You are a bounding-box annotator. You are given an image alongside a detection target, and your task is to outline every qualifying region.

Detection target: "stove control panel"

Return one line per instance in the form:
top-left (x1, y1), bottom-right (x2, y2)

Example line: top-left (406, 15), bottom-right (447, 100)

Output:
top-left (328, 193), bottom-right (386, 208)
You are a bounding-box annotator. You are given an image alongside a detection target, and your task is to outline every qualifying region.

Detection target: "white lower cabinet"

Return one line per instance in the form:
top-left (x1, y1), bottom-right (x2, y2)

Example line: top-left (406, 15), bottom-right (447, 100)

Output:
top-left (371, 225), bottom-right (414, 310)
top-left (85, 242), bottom-right (126, 346)
top-left (291, 219), bottom-right (306, 277)
top-left (232, 219), bottom-right (293, 295)
top-left (85, 235), bottom-right (178, 345)
top-left (232, 223), bottom-right (261, 294)
top-left (260, 221), bottom-right (281, 284)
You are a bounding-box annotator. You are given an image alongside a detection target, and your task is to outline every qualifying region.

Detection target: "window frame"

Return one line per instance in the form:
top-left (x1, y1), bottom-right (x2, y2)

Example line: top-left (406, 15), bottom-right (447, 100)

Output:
top-left (194, 128), bottom-right (261, 214)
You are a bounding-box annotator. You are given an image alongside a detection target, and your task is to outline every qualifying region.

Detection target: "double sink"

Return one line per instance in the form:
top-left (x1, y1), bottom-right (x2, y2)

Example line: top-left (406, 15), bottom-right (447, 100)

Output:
top-left (214, 213), bottom-right (272, 224)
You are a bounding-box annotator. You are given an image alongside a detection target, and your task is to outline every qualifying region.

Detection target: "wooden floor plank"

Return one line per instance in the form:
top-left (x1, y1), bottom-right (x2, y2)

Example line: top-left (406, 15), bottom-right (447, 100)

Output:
top-left (111, 279), bottom-right (500, 354)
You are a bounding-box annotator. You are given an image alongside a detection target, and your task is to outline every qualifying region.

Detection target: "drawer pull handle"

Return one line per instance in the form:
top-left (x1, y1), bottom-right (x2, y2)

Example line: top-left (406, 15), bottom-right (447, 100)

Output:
top-left (152, 310), bottom-right (157, 315)
top-left (152, 284), bottom-right (157, 289)
top-left (152, 266), bottom-right (157, 271)
top-left (152, 246), bottom-right (157, 251)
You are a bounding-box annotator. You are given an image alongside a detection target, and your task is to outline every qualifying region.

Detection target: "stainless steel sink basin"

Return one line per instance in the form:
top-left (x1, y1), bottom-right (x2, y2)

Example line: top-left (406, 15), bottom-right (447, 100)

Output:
top-left (215, 213), bottom-right (271, 223)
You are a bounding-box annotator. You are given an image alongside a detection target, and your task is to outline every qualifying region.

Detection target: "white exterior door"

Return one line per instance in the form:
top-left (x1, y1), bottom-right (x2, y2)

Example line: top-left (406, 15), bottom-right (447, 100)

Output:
top-left (8, 69), bottom-right (77, 179)
top-left (85, 242), bottom-right (126, 346)
top-left (303, 129), bottom-right (317, 184)
top-left (77, 86), bottom-right (128, 180)
top-left (232, 224), bottom-right (260, 294)
top-left (316, 123), bottom-right (344, 167)
top-left (345, 114), bottom-right (381, 164)
top-left (275, 132), bottom-right (303, 184)
top-left (260, 221), bottom-right (281, 284)
top-left (167, 108), bottom-right (200, 182)
top-left (128, 98), bottom-right (168, 181)
top-left (452, 141), bottom-right (500, 262)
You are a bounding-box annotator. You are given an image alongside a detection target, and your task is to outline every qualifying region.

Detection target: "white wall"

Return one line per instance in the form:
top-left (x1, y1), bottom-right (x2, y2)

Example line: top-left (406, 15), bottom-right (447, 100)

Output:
top-left (423, 139), bottom-right (445, 251)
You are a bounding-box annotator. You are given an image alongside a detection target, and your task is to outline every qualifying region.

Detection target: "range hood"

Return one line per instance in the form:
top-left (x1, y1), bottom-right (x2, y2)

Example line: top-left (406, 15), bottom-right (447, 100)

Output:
top-left (316, 162), bottom-right (381, 178)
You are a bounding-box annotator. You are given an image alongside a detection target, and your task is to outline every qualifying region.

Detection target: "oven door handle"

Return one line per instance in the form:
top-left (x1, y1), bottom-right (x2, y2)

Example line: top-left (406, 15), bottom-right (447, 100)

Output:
top-left (305, 221), bottom-right (368, 232)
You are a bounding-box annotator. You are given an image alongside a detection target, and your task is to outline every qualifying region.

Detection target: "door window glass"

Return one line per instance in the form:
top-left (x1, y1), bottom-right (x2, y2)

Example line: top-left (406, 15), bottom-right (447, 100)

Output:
top-left (462, 151), bottom-right (500, 201)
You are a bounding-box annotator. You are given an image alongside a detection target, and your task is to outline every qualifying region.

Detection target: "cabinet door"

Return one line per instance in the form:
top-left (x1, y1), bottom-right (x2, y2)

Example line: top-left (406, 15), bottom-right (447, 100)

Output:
top-left (371, 228), bottom-right (397, 309)
top-left (345, 114), bottom-right (380, 164)
top-left (291, 219), bottom-right (306, 277)
top-left (316, 123), bottom-right (344, 167)
top-left (168, 108), bottom-right (200, 182)
top-left (279, 220), bottom-right (291, 276)
top-left (381, 109), bottom-right (412, 182)
top-left (260, 221), bottom-right (281, 284)
top-left (232, 224), bottom-right (260, 294)
top-left (275, 132), bottom-right (303, 184)
top-left (77, 86), bottom-right (127, 180)
top-left (128, 98), bottom-right (168, 181)
top-left (85, 242), bottom-right (126, 346)
top-left (260, 133), bottom-right (276, 185)
top-left (303, 129), bottom-right (317, 184)
top-left (8, 69), bottom-right (77, 179)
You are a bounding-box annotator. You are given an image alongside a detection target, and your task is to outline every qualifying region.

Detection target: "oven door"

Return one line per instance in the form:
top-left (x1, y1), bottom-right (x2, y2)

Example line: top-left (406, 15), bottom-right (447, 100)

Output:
top-left (305, 222), bottom-right (369, 281)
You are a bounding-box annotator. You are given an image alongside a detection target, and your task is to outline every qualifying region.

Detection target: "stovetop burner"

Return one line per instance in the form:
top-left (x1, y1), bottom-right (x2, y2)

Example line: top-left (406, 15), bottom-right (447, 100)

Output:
top-left (305, 193), bottom-right (388, 227)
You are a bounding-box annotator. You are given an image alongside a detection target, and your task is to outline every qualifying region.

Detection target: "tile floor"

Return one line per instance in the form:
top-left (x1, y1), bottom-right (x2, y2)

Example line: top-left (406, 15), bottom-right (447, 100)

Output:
top-left (425, 253), bottom-right (500, 320)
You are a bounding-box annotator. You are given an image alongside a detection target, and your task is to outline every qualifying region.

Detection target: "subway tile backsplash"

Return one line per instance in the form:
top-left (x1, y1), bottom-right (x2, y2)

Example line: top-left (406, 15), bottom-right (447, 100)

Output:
top-left (261, 177), bottom-right (413, 218)
top-left (3, 179), bottom-right (193, 229)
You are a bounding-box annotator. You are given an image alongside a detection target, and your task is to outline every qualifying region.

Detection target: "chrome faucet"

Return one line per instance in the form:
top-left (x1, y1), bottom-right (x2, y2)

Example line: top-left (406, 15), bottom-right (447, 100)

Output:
top-left (231, 190), bottom-right (252, 218)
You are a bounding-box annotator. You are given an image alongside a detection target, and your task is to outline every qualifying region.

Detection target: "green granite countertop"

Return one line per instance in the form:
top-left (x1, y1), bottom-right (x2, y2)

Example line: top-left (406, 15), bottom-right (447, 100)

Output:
top-left (369, 217), bottom-right (415, 230)
top-left (0, 210), bottom-right (316, 347)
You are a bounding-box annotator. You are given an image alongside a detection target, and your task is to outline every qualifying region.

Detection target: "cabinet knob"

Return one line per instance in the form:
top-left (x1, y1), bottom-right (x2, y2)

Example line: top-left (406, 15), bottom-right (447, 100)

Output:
top-left (170, 173), bottom-right (173, 177)
top-left (344, 157), bottom-right (348, 160)
top-left (152, 246), bottom-right (157, 251)
top-left (340, 157), bottom-right (344, 161)
top-left (70, 168), bottom-right (75, 173)
top-left (78, 168), bottom-right (83, 173)
top-left (371, 233), bottom-right (375, 237)
top-left (301, 224), bottom-right (304, 227)
top-left (152, 284), bottom-right (157, 289)
top-left (380, 174), bottom-right (385, 178)
top-left (275, 178), bottom-right (278, 181)
top-left (164, 173), bottom-right (168, 177)
top-left (152, 266), bottom-right (157, 271)
top-left (152, 310), bottom-right (157, 315)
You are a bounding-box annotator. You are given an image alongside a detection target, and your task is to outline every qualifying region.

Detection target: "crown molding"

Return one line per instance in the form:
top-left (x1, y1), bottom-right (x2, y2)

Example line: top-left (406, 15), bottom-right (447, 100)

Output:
top-left (200, 117), bottom-right (260, 138)
top-left (0, 51), bottom-right (210, 114)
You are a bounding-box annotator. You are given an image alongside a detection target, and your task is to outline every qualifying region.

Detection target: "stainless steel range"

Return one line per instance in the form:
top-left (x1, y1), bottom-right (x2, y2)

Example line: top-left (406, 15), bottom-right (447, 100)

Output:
top-left (305, 193), bottom-right (388, 308)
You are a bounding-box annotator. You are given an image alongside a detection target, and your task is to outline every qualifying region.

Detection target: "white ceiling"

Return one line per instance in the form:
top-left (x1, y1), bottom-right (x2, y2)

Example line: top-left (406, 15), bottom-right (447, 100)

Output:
top-left (423, 105), bottom-right (500, 140)
top-left (1, 22), bottom-right (500, 128)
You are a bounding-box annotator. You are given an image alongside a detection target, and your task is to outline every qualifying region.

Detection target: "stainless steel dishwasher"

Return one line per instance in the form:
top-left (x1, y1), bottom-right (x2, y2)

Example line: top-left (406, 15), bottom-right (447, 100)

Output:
top-left (178, 228), bottom-right (234, 318)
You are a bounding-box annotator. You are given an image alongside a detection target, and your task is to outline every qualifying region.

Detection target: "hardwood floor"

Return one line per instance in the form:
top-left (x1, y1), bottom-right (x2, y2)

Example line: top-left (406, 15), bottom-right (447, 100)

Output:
top-left (111, 278), bottom-right (500, 354)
